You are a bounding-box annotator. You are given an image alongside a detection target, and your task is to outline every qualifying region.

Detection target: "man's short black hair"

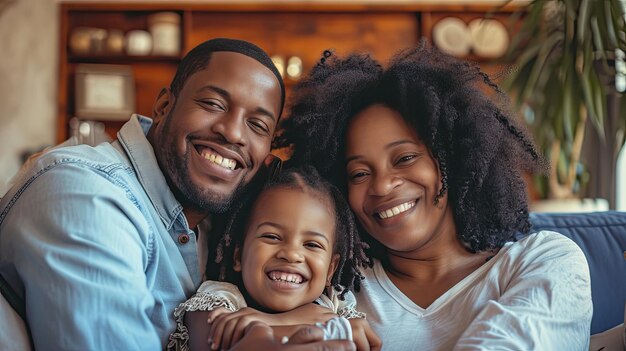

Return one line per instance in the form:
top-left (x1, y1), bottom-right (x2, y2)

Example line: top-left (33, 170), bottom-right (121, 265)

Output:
top-left (169, 38), bottom-right (285, 118)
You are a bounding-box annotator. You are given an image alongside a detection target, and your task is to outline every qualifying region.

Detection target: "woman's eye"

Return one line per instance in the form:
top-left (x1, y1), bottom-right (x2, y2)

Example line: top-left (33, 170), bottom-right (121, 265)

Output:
top-left (260, 233), bottom-right (280, 241)
top-left (397, 154), bottom-right (417, 164)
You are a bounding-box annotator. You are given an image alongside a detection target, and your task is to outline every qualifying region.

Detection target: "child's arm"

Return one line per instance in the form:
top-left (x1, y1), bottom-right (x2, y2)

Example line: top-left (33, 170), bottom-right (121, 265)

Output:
top-left (206, 291), bottom-right (379, 350)
top-left (167, 281), bottom-right (245, 351)
top-left (205, 303), bottom-right (337, 349)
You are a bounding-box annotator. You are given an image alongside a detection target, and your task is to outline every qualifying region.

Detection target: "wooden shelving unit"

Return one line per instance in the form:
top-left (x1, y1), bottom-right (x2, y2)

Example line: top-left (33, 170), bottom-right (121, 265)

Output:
top-left (57, 1), bottom-right (524, 143)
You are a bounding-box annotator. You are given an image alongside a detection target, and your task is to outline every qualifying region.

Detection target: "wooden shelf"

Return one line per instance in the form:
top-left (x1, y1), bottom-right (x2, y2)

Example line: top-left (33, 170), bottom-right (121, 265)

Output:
top-left (68, 54), bottom-right (182, 64)
top-left (57, 1), bottom-right (525, 143)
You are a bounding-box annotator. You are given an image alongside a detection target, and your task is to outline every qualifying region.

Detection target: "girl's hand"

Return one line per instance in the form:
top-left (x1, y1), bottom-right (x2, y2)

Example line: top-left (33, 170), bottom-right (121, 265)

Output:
top-left (207, 307), bottom-right (275, 350)
top-left (349, 318), bottom-right (381, 351)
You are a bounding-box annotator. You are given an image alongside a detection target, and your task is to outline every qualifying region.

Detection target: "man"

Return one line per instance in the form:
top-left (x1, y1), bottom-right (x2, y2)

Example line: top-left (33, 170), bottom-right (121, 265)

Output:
top-left (0, 38), bottom-right (353, 350)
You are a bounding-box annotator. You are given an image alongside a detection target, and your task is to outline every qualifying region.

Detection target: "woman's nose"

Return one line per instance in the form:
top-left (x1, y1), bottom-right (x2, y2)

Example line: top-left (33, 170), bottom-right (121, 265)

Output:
top-left (368, 172), bottom-right (403, 196)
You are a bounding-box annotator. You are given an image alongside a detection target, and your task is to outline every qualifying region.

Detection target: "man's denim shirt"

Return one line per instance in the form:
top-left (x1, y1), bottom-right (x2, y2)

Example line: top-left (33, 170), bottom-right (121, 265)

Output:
top-left (0, 115), bottom-right (202, 350)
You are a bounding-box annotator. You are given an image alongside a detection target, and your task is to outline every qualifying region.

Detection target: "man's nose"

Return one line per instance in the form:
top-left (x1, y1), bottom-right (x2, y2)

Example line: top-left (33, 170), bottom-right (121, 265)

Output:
top-left (211, 108), bottom-right (246, 145)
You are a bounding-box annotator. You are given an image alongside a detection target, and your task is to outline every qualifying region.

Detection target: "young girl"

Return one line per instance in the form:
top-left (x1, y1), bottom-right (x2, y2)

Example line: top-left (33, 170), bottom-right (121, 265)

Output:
top-left (168, 166), bottom-right (379, 351)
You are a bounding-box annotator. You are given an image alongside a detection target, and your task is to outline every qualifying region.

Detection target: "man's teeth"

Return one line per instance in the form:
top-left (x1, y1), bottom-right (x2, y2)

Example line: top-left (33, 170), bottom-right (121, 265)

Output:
top-left (377, 201), bottom-right (415, 219)
top-left (268, 271), bottom-right (303, 284)
top-left (203, 152), bottom-right (236, 170)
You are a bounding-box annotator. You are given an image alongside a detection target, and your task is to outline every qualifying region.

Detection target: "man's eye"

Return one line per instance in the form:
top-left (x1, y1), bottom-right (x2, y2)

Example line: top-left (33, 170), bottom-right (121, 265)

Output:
top-left (248, 120), bottom-right (270, 135)
top-left (199, 100), bottom-right (224, 110)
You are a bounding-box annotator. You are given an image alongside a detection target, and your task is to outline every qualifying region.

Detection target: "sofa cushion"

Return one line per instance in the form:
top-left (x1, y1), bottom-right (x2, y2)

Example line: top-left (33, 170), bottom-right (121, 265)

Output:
top-left (530, 211), bottom-right (626, 335)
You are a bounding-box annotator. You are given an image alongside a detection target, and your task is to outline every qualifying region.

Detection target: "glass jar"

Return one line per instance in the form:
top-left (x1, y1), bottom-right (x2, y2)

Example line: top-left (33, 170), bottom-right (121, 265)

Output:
top-left (148, 12), bottom-right (181, 56)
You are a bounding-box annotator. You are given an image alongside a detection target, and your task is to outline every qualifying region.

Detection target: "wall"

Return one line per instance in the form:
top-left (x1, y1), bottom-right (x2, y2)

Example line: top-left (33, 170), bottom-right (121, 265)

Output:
top-left (0, 0), bottom-right (58, 195)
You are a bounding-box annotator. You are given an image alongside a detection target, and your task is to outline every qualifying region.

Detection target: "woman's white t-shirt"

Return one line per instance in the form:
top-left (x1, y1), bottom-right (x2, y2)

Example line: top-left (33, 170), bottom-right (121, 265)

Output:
top-left (356, 231), bottom-right (592, 350)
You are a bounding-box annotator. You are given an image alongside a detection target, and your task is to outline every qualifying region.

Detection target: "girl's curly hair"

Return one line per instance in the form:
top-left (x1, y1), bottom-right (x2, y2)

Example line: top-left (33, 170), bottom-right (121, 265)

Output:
top-left (208, 165), bottom-right (369, 300)
top-left (276, 42), bottom-right (545, 256)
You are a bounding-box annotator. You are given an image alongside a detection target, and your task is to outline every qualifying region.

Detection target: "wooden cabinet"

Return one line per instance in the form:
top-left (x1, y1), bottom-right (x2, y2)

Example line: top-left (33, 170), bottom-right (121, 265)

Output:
top-left (58, 2), bottom-right (522, 143)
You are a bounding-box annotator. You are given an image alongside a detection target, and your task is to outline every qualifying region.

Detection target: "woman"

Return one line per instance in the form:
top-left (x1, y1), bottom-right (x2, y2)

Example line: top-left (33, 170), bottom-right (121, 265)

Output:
top-left (276, 43), bottom-right (593, 350)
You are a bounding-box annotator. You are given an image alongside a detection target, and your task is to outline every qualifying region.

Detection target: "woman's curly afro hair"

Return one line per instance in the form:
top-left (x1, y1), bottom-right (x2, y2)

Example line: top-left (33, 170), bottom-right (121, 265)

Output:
top-left (275, 42), bottom-right (545, 255)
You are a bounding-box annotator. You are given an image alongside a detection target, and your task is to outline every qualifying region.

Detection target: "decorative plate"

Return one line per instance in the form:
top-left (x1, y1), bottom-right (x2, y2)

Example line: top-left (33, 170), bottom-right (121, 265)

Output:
top-left (468, 18), bottom-right (510, 58)
top-left (432, 17), bottom-right (471, 57)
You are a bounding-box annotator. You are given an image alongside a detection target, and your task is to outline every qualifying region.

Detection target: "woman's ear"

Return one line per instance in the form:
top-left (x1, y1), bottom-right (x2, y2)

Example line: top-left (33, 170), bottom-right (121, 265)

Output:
top-left (233, 245), bottom-right (242, 272)
top-left (428, 148), bottom-right (448, 208)
top-left (326, 254), bottom-right (340, 287)
top-left (152, 87), bottom-right (175, 121)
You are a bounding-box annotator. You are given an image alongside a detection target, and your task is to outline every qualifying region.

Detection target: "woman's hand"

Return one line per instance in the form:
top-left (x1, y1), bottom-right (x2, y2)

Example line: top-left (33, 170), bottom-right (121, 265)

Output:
top-left (349, 318), bottom-right (381, 351)
top-left (232, 321), bottom-right (356, 351)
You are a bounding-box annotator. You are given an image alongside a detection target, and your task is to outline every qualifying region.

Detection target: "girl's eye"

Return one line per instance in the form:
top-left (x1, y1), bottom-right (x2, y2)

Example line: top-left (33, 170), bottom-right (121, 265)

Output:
top-left (304, 241), bottom-right (324, 250)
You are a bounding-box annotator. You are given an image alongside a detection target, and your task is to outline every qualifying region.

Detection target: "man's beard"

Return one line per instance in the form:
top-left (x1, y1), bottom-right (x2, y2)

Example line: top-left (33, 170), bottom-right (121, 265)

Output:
top-left (167, 149), bottom-right (248, 213)
top-left (157, 114), bottom-right (248, 214)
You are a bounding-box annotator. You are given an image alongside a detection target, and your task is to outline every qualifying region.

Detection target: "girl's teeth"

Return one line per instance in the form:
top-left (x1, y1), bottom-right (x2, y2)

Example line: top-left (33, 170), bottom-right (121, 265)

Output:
top-left (269, 271), bottom-right (303, 283)
top-left (378, 201), bottom-right (415, 219)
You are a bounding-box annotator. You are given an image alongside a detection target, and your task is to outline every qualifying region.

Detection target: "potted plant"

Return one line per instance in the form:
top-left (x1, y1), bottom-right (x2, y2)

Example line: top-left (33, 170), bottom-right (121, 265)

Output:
top-left (503, 0), bottom-right (626, 209)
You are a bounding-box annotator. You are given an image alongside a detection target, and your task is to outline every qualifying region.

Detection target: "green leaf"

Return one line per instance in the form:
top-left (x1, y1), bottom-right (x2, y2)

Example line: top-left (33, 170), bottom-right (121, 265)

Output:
top-left (562, 78), bottom-right (574, 143)
top-left (588, 72), bottom-right (607, 141)
top-left (577, 0), bottom-right (592, 44)
top-left (521, 33), bottom-right (563, 103)
top-left (580, 44), bottom-right (601, 123)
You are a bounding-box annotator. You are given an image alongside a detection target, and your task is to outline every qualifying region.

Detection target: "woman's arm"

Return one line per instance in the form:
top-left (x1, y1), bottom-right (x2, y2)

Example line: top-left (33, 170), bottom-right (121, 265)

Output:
top-left (454, 232), bottom-right (592, 350)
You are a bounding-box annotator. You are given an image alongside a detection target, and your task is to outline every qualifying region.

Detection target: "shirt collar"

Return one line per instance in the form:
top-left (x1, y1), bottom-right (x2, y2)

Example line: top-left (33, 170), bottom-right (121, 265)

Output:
top-left (116, 114), bottom-right (184, 230)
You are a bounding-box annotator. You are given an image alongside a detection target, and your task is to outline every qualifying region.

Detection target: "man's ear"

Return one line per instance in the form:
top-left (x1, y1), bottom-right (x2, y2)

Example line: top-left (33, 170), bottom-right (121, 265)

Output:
top-left (326, 254), bottom-right (340, 287)
top-left (153, 87), bottom-right (175, 121)
top-left (233, 245), bottom-right (242, 272)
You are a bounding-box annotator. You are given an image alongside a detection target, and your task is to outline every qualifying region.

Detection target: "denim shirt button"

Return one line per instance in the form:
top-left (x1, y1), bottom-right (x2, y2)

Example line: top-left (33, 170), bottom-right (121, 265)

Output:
top-left (178, 233), bottom-right (190, 244)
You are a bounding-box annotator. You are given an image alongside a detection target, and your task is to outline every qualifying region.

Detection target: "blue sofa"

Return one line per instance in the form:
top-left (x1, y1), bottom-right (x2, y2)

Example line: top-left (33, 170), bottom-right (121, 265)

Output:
top-left (1, 211), bottom-right (625, 350)
top-left (530, 211), bottom-right (626, 336)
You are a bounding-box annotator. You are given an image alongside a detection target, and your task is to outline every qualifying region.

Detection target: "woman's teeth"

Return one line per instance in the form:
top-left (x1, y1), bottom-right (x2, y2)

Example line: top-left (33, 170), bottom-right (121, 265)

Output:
top-left (202, 151), bottom-right (237, 170)
top-left (377, 201), bottom-right (415, 219)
